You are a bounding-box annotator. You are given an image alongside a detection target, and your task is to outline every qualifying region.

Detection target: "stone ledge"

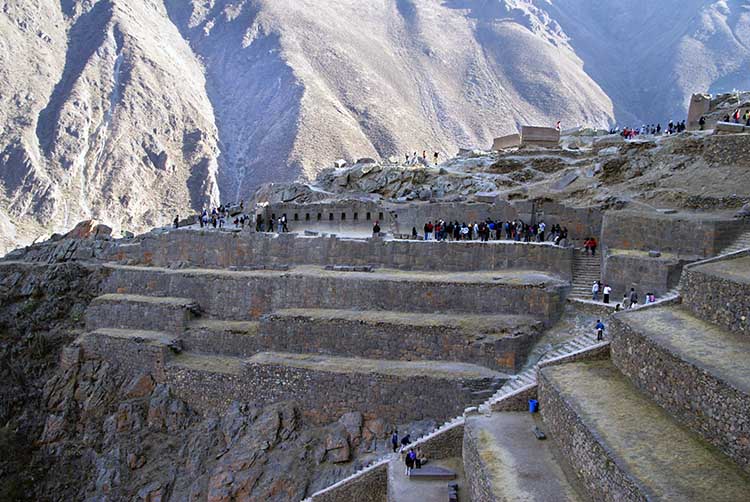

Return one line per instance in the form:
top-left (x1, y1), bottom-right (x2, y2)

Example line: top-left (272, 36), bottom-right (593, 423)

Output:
top-left (85, 293), bottom-right (199, 333)
top-left (539, 360), bottom-right (750, 501)
top-left (611, 306), bottom-right (750, 471)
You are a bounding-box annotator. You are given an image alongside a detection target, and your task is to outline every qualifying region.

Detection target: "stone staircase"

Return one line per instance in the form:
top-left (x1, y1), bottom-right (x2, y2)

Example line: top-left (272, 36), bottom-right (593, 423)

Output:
top-left (569, 251), bottom-right (601, 299)
top-left (721, 229), bottom-right (750, 255)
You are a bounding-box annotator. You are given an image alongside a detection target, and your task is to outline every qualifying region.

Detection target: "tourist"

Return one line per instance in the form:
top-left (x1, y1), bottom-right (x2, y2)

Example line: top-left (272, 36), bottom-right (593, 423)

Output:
top-left (422, 150), bottom-right (427, 160)
top-left (589, 237), bottom-right (598, 256)
top-left (645, 292), bottom-right (653, 304)
top-left (405, 153), bottom-right (410, 164)
top-left (629, 288), bottom-right (639, 308)
top-left (434, 151), bottom-right (439, 165)
top-left (592, 281), bottom-right (600, 301)
top-left (415, 447), bottom-right (424, 469)
top-left (603, 284), bottom-right (612, 304)
top-left (405, 449), bottom-right (415, 476)
top-left (699, 116), bottom-right (706, 130)
top-left (400, 433), bottom-right (411, 452)
top-left (281, 214), bottom-right (289, 232)
top-left (622, 293), bottom-right (630, 309)
top-left (538, 221), bottom-right (546, 242)
top-left (595, 319), bottom-right (605, 341)
top-left (173, 215), bottom-right (179, 229)
top-left (372, 221), bottom-right (381, 236)
top-left (424, 221), bottom-right (433, 240)
top-left (391, 430), bottom-right (399, 453)
top-left (412, 227), bottom-right (418, 239)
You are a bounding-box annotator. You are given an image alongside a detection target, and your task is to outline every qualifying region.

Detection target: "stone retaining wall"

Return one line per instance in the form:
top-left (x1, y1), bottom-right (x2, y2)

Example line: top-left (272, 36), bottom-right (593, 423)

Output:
top-left (680, 252), bottom-right (750, 336)
top-left (538, 369), bottom-right (647, 502)
top-left (77, 332), bottom-right (168, 381)
top-left (85, 296), bottom-right (196, 333)
top-left (603, 251), bottom-right (685, 298)
top-left (601, 210), bottom-right (746, 259)
top-left (463, 422), bottom-right (497, 502)
top-left (259, 313), bottom-right (541, 372)
top-left (308, 460), bottom-right (387, 502)
top-left (165, 359), bottom-right (504, 426)
top-left (106, 230), bottom-right (575, 280)
top-left (102, 266), bottom-right (568, 322)
top-left (611, 315), bottom-right (750, 471)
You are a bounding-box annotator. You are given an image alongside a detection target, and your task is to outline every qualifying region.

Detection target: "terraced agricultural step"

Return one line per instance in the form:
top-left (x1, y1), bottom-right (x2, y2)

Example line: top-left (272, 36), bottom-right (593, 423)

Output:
top-left (165, 351), bottom-right (508, 425)
top-left (539, 360), bottom-right (750, 501)
top-left (463, 413), bottom-right (584, 501)
top-left (182, 319), bottom-right (260, 357)
top-left (86, 293), bottom-right (199, 333)
top-left (76, 328), bottom-right (177, 379)
top-left (102, 264), bottom-right (568, 322)
top-left (611, 305), bottom-right (750, 471)
top-left (260, 309), bottom-right (542, 372)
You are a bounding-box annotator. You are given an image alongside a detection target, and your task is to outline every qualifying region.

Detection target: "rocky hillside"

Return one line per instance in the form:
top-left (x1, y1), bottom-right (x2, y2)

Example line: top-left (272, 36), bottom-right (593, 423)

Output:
top-left (0, 257), bottom-right (426, 501)
top-left (2, 0), bottom-right (749, 253)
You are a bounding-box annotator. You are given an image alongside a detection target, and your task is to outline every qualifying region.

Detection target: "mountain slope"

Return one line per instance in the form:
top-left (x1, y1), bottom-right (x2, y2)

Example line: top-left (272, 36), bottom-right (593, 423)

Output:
top-left (2, 0), bottom-right (750, 253)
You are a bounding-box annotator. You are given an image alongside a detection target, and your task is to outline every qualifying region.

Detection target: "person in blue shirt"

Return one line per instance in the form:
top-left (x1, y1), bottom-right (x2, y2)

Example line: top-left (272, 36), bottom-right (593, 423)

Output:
top-left (595, 320), bottom-right (605, 341)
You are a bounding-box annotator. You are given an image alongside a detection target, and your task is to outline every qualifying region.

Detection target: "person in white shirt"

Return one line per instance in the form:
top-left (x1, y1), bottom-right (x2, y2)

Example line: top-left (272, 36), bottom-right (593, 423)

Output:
top-left (592, 281), bottom-right (601, 301)
top-left (603, 284), bottom-right (612, 304)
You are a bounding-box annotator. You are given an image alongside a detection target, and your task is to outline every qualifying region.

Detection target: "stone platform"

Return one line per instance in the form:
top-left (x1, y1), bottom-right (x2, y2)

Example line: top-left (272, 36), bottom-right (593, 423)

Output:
top-left (538, 360), bottom-right (750, 501)
top-left (611, 305), bottom-right (750, 471)
top-left (102, 264), bottom-right (568, 322)
top-left (463, 412), bottom-right (583, 501)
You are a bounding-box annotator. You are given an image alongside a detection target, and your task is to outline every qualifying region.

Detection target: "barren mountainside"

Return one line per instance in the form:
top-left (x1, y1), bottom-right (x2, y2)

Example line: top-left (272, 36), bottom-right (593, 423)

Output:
top-left (2, 0), bottom-right (749, 253)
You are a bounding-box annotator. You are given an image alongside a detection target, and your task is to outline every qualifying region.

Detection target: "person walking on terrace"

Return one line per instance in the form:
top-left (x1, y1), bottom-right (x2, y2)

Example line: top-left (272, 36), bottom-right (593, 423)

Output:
top-left (592, 281), bottom-right (601, 301)
top-left (391, 430), bottom-right (399, 453)
top-left (629, 288), bottom-right (639, 309)
top-left (405, 449), bottom-right (415, 476)
top-left (595, 319), bottom-right (605, 341)
top-left (603, 284), bottom-right (612, 304)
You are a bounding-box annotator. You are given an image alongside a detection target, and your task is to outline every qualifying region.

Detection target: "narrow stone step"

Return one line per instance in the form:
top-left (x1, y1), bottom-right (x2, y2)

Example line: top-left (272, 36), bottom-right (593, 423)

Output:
top-left (464, 413), bottom-right (584, 501)
top-left (539, 360), bottom-right (750, 501)
top-left (612, 306), bottom-right (750, 471)
top-left (86, 293), bottom-right (199, 333)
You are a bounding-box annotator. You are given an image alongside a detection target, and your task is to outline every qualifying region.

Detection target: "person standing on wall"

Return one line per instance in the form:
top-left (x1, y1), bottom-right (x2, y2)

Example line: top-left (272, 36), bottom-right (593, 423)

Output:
top-left (372, 221), bottom-right (381, 236)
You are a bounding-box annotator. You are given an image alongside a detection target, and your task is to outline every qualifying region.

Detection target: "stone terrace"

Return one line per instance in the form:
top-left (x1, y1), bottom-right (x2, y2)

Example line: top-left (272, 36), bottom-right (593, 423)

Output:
top-left (68, 227), bottom-right (573, 428)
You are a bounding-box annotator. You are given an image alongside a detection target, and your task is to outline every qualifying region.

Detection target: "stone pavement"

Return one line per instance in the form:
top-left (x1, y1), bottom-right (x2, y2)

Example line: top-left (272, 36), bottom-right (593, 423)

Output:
top-left (387, 456), bottom-right (465, 502)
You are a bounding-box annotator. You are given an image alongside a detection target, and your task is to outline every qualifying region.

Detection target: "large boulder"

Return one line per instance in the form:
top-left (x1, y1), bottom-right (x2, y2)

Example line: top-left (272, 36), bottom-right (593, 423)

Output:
top-left (64, 220), bottom-right (98, 240)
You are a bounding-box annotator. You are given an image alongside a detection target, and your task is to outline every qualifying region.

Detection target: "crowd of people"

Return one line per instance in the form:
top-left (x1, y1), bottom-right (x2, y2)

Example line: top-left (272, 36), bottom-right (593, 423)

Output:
top-left (390, 430), bottom-right (429, 476)
top-left (611, 119), bottom-right (687, 139)
top-left (591, 281), bottom-right (659, 309)
top-left (408, 219), bottom-right (570, 245)
top-left (405, 150), bottom-right (440, 166)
